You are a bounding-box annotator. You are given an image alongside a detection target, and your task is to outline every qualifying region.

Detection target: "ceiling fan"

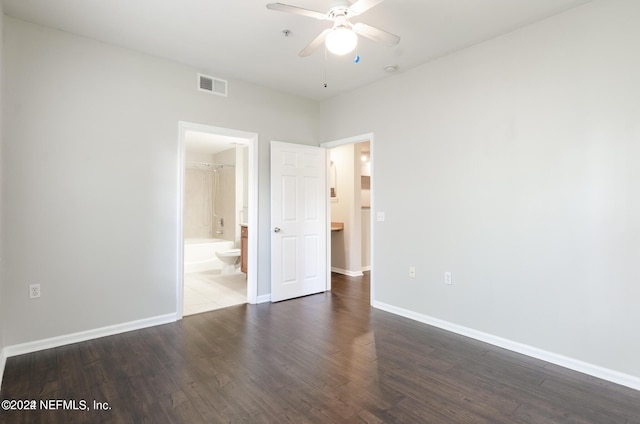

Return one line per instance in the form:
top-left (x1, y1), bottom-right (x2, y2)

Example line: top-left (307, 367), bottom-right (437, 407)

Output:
top-left (266, 0), bottom-right (400, 57)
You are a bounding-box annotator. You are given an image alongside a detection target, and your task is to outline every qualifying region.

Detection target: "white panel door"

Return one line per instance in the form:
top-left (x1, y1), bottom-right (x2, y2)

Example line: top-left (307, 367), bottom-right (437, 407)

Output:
top-left (271, 141), bottom-right (327, 302)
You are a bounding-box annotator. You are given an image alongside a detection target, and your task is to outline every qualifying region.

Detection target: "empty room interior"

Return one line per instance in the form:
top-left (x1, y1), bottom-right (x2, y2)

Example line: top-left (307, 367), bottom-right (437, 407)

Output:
top-left (1, 0), bottom-right (640, 422)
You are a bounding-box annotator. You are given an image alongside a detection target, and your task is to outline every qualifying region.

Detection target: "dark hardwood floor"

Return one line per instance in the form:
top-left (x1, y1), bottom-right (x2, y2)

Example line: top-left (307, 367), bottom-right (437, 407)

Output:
top-left (2, 272), bottom-right (639, 423)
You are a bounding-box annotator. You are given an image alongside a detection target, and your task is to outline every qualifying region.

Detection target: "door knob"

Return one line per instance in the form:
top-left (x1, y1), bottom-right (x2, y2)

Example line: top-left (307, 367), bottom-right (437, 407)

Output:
top-left (274, 227), bottom-right (281, 233)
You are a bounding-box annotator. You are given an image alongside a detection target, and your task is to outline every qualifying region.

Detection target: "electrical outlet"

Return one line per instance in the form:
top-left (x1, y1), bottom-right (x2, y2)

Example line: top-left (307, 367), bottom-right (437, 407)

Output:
top-left (444, 272), bottom-right (452, 285)
top-left (376, 211), bottom-right (385, 222)
top-left (29, 284), bottom-right (41, 299)
top-left (409, 266), bottom-right (416, 278)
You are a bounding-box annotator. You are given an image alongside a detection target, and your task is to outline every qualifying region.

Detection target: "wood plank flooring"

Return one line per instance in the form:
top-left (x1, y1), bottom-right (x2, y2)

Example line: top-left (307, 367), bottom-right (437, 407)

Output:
top-left (1, 272), bottom-right (639, 423)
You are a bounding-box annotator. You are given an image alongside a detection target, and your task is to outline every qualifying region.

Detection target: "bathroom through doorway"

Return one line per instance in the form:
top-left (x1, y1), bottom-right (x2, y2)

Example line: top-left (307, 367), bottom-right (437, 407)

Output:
top-left (177, 122), bottom-right (258, 317)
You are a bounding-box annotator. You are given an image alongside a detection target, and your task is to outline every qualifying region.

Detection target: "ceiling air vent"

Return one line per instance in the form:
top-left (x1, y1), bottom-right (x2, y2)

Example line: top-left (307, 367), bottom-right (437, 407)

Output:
top-left (198, 73), bottom-right (227, 97)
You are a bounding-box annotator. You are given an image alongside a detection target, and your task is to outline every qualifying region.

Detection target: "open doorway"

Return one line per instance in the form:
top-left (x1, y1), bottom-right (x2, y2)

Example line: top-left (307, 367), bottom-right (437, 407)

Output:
top-left (321, 133), bottom-right (374, 303)
top-left (177, 122), bottom-right (258, 318)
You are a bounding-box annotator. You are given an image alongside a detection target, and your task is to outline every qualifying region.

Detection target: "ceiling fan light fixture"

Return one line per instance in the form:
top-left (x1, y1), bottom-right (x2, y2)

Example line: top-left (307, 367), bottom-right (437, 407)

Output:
top-left (325, 26), bottom-right (358, 55)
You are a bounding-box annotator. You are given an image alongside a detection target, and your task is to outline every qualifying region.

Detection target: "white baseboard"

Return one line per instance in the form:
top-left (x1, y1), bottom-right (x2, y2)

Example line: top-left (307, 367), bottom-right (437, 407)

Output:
top-left (362, 266), bottom-right (371, 272)
top-left (331, 267), bottom-right (364, 277)
top-left (0, 312), bottom-right (177, 388)
top-left (256, 294), bottom-right (271, 304)
top-left (372, 300), bottom-right (640, 392)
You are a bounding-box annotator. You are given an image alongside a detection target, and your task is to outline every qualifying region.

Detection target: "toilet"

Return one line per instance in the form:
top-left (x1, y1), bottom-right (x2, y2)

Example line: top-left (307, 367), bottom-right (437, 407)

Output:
top-left (215, 248), bottom-right (241, 275)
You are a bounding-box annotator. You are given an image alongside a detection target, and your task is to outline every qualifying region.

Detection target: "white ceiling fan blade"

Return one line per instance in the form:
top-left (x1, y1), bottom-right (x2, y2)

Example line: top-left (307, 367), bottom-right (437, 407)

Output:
top-left (266, 3), bottom-right (329, 20)
top-left (352, 22), bottom-right (400, 46)
top-left (348, 0), bottom-right (385, 16)
top-left (299, 28), bottom-right (331, 57)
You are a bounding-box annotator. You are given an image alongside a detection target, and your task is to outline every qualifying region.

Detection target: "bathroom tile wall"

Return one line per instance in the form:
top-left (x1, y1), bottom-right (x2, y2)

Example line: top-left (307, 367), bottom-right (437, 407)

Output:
top-left (184, 149), bottom-right (236, 240)
top-left (213, 149), bottom-right (237, 243)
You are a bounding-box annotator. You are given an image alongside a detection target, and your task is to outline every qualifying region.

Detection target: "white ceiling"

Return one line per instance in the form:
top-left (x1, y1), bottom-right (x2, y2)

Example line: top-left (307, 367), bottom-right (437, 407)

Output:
top-left (185, 130), bottom-right (249, 155)
top-left (3, 0), bottom-right (592, 101)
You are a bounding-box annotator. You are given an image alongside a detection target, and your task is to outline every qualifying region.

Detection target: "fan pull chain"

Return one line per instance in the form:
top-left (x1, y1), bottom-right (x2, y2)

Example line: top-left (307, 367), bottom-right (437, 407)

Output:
top-left (323, 45), bottom-right (328, 88)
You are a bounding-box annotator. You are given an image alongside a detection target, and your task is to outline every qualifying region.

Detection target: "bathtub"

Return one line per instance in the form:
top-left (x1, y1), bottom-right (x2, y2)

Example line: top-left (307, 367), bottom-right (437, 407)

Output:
top-left (184, 238), bottom-right (234, 273)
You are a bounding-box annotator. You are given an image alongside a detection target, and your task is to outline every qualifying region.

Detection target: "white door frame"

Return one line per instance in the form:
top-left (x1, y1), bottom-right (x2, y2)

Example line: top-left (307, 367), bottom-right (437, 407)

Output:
top-left (176, 121), bottom-right (259, 318)
top-left (321, 132), bottom-right (375, 303)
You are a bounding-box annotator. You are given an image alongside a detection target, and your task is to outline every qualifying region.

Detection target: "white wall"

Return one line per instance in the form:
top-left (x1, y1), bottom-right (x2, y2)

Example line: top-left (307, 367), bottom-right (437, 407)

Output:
top-left (0, 4), bottom-right (6, 377)
top-left (1, 17), bottom-right (318, 347)
top-left (320, 0), bottom-right (640, 380)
